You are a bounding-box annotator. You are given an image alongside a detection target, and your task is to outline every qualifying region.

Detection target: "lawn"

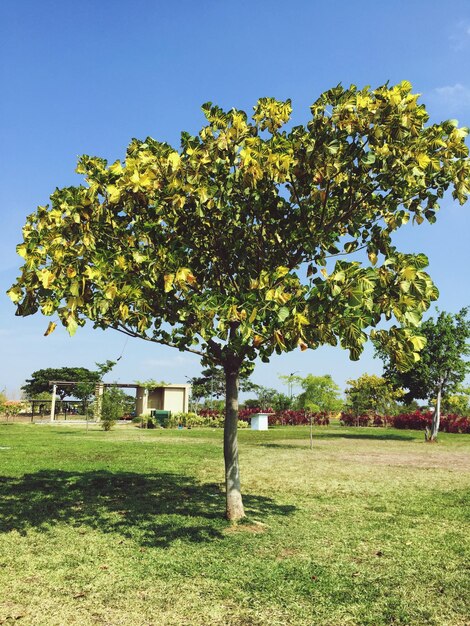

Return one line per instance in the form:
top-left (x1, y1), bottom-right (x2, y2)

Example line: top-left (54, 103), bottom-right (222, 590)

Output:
top-left (0, 422), bottom-right (468, 626)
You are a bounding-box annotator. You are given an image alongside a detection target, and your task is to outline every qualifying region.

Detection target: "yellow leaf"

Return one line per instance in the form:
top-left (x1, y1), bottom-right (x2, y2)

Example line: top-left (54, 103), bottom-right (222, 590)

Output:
top-left (175, 268), bottom-right (197, 286)
top-left (44, 322), bottom-right (57, 337)
top-left (107, 185), bottom-right (121, 203)
top-left (164, 274), bottom-right (174, 292)
top-left (274, 330), bottom-right (286, 349)
top-left (39, 269), bottom-right (54, 288)
top-left (253, 335), bottom-right (264, 347)
top-left (7, 287), bottom-right (22, 303)
top-left (168, 152), bottom-right (181, 170)
top-left (401, 266), bottom-right (417, 280)
top-left (104, 285), bottom-right (117, 300)
top-left (416, 153), bottom-right (430, 169)
top-left (109, 160), bottom-right (123, 175)
top-left (410, 335), bottom-right (426, 351)
top-left (119, 303), bottom-right (129, 320)
top-left (295, 313), bottom-right (309, 326)
top-left (16, 244), bottom-right (27, 258)
top-left (197, 187), bottom-right (209, 203)
top-left (275, 266), bottom-right (289, 278)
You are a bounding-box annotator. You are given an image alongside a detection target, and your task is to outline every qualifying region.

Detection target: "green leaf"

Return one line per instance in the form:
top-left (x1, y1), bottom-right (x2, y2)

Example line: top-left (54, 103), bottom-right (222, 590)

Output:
top-left (66, 316), bottom-right (78, 337)
top-left (404, 310), bottom-right (421, 327)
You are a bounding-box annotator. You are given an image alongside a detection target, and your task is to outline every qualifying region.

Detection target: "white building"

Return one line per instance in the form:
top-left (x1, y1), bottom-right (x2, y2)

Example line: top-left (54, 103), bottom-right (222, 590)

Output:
top-left (135, 383), bottom-right (191, 416)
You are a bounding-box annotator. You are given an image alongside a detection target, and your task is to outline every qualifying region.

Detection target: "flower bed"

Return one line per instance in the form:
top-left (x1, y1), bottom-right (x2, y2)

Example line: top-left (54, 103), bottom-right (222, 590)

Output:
top-left (197, 407), bottom-right (330, 426)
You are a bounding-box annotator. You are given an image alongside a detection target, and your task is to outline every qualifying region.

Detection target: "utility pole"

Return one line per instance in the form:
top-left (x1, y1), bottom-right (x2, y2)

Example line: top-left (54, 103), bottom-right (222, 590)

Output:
top-left (288, 371), bottom-right (299, 401)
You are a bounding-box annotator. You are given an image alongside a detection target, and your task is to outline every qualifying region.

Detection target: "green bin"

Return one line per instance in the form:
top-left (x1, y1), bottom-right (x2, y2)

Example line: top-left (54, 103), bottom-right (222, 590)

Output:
top-left (151, 410), bottom-right (171, 425)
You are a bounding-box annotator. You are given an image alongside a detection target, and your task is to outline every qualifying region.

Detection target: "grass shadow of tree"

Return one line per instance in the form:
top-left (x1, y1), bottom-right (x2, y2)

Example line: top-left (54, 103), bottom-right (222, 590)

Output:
top-left (314, 431), bottom-right (416, 441)
top-left (0, 470), bottom-right (295, 547)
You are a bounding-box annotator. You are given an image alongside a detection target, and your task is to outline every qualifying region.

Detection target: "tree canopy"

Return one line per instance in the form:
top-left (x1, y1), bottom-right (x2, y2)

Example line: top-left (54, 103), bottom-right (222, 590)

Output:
top-left (377, 308), bottom-right (470, 439)
top-left (345, 373), bottom-right (403, 417)
top-left (189, 365), bottom-right (258, 404)
top-left (296, 374), bottom-right (343, 413)
top-left (8, 82), bottom-right (470, 518)
top-left (21, 367), bottom-right (101, 401)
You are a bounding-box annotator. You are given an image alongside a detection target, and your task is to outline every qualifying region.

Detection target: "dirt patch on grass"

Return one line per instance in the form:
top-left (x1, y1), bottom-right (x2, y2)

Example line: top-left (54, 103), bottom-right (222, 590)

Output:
top-left (224, 521), bottom-right (267, 535)
top-left (261, 437), bottom-right (470, 471)
top-left (275, 547), bottom-right (300, 560)
top-left (334, 449), bottom-right (470, 471)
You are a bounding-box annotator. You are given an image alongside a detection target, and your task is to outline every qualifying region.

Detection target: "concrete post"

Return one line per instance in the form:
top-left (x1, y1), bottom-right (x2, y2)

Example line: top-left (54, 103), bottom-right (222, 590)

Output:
top-left (50, 384), bottom-right (57, 422)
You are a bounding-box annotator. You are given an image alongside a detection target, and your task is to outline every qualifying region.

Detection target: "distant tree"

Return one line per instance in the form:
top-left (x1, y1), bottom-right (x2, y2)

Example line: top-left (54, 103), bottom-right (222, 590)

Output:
top-left (100, 387), bottom-right (133, 430)
top-left (243, 391), bottom-right (292, 411)
top-left (135, 379), bottom-right (170, 389)
top-left (441, 385), bottom-right (470, 416)
top-left (345, 374), bottom-right (403, 417)
top-left (278, 373), bottom-right (303, 401)
top-left (22, 367), bottom-right (101, 401)
top-left (252, 387), bottom-right (278, 411)
top-left (189, 365), bottom-right (258, 406)
top-left (22, 361), bottom-right (117, 414)
top-left (101, 387), bottom-right (124, 430)
top-left (9, 83), bottom-right (470, 519)
top-left (296, 374), bottom-right (343, 413)
top-left (271, 392), bottom-right (292, 411)
top-left (399, 399), bottom-right (425, 413)
top-left (377, 308), bottom-right (470, 440)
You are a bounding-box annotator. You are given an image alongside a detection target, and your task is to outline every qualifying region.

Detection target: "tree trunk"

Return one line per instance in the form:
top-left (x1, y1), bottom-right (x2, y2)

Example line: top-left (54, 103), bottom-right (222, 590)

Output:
top-left (224, 361), bottom-right (245, 521)
top-left (427, 386), bottom-right (442, 442)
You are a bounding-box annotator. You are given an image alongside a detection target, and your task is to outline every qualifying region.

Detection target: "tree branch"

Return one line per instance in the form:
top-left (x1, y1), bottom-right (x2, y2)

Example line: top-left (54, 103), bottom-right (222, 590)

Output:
top-left (112, 323), bottom-right (210, 360)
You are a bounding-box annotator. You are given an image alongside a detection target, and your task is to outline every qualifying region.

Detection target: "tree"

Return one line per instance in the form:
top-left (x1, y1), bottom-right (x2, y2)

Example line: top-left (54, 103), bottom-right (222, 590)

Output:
top-left (278, 373), bottom-right (303, 401)
top-left (8, 82), bottom-right (470, 519)
top-left (100, 387), bottom-right (134, 430)
top-left (296, 374), bottom-right (343, 413)
top-left (441, 385), bottom-right (470, 416)
top-left (252, 386), bottom-right (278, 411)
top-left (244, 389), bottom-right (292, 411)
top-left (271, 392), bottom-right (292, 412)
top-left (345, 373), bottom-right (403, 417)
top-left (189, 364), bottom-right (258, 406)
top-left (22, 367), bottom-right (101, 401)
top-left (377, 309), bottom-right (470, 440)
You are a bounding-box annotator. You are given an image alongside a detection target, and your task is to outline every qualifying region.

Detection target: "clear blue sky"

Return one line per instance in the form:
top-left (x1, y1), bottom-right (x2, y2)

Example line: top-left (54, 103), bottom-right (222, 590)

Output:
top-left (1, 0), bottom-right (469, 399)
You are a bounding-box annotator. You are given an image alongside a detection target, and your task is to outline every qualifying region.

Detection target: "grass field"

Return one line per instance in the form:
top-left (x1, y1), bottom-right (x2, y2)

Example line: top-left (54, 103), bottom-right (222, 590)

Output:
top-left (0, 422), bottom-right (468, 626)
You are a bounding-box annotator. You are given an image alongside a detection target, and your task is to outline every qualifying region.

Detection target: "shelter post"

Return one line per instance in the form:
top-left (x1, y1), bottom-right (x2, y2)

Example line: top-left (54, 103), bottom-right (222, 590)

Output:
top-left (50, 384), bottom-right (57, 422)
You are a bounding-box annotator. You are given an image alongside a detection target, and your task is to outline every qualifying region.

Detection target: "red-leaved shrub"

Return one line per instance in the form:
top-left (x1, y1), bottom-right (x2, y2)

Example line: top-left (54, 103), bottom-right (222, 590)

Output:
top-left (340, 410), bottom-right (470, 434)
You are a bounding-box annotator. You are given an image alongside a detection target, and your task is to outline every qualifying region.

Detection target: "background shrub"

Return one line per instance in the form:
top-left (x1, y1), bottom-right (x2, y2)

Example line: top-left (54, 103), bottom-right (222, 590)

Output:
top-left (339, 410), bottom-right (470, 434)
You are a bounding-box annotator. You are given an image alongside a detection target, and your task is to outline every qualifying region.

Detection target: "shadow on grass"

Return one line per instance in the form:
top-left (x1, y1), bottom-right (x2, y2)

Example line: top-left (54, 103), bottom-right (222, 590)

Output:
top-left (0, 470), bottom-right (295, 547)
top-left (315, 431), bottom-right (416, 441)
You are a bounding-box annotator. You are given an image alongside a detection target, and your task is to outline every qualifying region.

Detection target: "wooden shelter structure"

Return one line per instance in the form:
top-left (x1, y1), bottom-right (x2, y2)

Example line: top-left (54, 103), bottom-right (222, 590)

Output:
top-left (47, 380), bottom-right (191, 422)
